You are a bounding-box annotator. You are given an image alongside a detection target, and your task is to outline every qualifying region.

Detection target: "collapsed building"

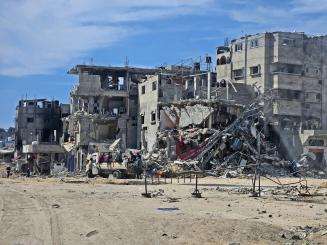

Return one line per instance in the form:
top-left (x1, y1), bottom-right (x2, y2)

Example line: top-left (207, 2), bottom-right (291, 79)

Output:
top-left (0, 127), bottom-right (14, 142)
top-left (156, 100), bottom-right (243, 160)
top-left (0, 127), bottom-right (15, 164)
top-left (62, 65), bottom-right (158, 171)
top-left (138, 32), bottom-right (327, 176)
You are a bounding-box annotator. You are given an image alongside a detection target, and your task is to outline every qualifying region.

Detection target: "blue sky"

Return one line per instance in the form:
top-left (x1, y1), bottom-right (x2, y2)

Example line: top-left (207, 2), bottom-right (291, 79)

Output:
top-left (1, 0), bottom-right (327, 128)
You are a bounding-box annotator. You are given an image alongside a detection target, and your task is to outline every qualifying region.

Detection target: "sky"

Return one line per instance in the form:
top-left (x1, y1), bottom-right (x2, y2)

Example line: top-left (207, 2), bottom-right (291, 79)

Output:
top-left (1, 0), bottom-right (327, 128)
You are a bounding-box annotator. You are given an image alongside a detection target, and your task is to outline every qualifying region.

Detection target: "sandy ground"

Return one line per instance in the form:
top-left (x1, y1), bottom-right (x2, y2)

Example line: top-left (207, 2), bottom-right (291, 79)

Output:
top-left (0, 173), bottom-right (327, 245)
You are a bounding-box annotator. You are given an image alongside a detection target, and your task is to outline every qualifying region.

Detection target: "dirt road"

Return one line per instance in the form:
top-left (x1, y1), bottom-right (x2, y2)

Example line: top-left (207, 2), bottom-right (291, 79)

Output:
top-left (0, 176), bottom-right (326, 245)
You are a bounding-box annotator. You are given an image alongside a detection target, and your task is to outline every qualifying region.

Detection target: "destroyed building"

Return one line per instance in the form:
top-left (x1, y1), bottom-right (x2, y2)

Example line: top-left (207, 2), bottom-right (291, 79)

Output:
top-left (138, 64), bottom-right (215, 152)
top-left (14, 99), bottom-right (70, 174)
top-left (15, 99), bottom-right (69, 152)
top-left (216, 32), bottom-right (327, 167)
top-left (62, 65), bottom-right (158, 171)
top-left (0, 127), bottom-right (14, 149)
top-left (0, 127), bottom-right (14, 141)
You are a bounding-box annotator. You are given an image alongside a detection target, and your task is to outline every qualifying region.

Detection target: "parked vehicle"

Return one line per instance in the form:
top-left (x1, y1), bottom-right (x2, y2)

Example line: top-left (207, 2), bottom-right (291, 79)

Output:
top-left (85, 153), bottom-right (127, 178)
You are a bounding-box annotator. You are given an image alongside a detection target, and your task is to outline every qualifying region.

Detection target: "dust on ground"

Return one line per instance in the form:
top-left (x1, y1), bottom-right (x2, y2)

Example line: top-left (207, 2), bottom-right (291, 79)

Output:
top-left (0, 175), bottom-right (327, 245)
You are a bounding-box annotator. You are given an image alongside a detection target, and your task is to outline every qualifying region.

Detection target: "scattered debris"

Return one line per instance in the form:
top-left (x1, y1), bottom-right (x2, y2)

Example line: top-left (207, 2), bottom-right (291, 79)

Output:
top-left (157, 207), bottom-right (180, 212)
top-left (51, 204), bottom-right (60, 208)
top-left (85, 230), bottom-right (99, 238)
top-left (163, 197), bottom-right (180, 203)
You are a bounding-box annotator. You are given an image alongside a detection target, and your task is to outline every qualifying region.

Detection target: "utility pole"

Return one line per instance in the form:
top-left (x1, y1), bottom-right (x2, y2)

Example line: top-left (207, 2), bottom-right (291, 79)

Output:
top-left (124, 56), bottom-right (129, 67)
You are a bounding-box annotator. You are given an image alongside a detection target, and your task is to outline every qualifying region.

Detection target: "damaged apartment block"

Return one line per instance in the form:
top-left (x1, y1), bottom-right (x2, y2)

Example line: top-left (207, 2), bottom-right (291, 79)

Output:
top-left (138, 64), bottom-right (217, 152)
top-left (15, 99), bottom-right (70, 174)
top-left (62, 65), bottom-right (158, 171)
top-left (216, 31), bottom-right (327, 168)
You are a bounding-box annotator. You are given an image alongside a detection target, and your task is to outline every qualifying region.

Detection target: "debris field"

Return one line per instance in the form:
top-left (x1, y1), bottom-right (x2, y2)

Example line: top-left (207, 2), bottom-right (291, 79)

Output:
top-left (0, 176), bottom-right (326, 245)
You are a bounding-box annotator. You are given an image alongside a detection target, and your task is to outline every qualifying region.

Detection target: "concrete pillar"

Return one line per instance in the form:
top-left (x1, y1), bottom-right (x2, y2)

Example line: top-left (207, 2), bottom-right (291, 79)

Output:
top-left (193, 76), bottom-right (198, 98)
top-left (50, 153), bottom-right (54, 171)
top-left (126, 97), bottom-right (130, 116)
top-left (323, 149), bottom-right (327, 169)
top-left (207, 72), bottom-right (213, 129)
top-left (71, 97), bottom-right (77, 113)
top-left (126, 71), bottom-right (130, 92)
top-left (166, 135), bottom-right (171, 159)
top-left (98, 97), bottom-right (104, 114)
top-left (88, 96), bottom-right (94, 114)
top-left (117, 118), bottom-right (127, 151)
top-left (79, 149), bottom-right (84, 171)
top-left (207, 72), bottom-right (212, 100)
top-left (78, 98), bottom-right (82, 111)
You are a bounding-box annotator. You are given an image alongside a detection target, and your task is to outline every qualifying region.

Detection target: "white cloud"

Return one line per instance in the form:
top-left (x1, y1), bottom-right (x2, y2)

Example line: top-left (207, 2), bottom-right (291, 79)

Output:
top-left (291, 0), bottom-right (327, 14)
top-left (225, 0), bottom-right (327, 35)
top-left (2, 0), bottom-right (327, 77)
top-left (0, 0), bottom-right (212, 76)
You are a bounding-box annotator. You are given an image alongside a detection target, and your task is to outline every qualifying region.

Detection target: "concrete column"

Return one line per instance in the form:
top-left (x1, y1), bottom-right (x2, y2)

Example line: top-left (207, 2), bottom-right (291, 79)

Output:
top-left (117, 118), bottom-right (127, 151)
top-left (166, 134), bottom-right (171, 158)
top-left (98, 97), bottom-right (104, 114)
top-left (244, 35), bottom-right (248, 84)
top-left (207, 72), bottom-right (212, 100)
top-left (193, 76), bottom-right (199, 98)
top-left (71, 97), bottom-right (77, 113)
top-left (185, 79), bottom-right (189, 90)
top-left (126, 71), bottom-right (130, 92)
top-left (88, 96), bottom-right (94, 114)
top-left (320, 38), bottom-right (327, 129)
top-left (126, 97), bottom-right (130, 116)
top-left (323, 149), bottom-right (327, 169)
top-left (207, 72), bottom-right (213, 129)
top-left (50, 153), bottom-right (54, 171)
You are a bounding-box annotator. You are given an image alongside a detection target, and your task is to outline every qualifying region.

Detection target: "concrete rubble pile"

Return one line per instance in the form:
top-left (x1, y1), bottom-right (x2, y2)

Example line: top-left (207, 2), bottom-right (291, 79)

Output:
top-left (145, 90), bottom-right (325, 178)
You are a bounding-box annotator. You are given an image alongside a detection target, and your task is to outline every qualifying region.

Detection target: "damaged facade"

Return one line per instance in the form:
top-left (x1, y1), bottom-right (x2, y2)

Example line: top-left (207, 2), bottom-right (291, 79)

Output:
top-left (156, 100), bottom-right (243, 161)
top-left (216, 32), bottom-right (327, 165)
top-left (62, 65), bottom-right (158, 171)
top-left (15, 99), bottom-right (69, 151)
top-left (9, 31), bottom-right (327, 176)
top-left (14, 99), bottom-right (70, 173)
top-left (138, 65), bottom-right (215, 152)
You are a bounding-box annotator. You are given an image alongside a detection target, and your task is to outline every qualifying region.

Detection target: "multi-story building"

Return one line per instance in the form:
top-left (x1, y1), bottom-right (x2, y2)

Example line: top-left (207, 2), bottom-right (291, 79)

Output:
top-left (15, 99), bottom-right (69, 152)
top-left (216, 32), bottom-right (327, 128)
top-left (216, 31), bottom-right (327, 163)
top-left (138, 65), bottom-right (213, 152)
top-left (63, 65), bottom-right (158, 170)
